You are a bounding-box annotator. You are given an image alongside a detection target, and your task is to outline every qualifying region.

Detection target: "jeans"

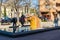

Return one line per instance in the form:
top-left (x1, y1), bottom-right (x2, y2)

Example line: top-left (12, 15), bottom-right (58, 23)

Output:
top-left (54, 22), bottom-right (58, 27)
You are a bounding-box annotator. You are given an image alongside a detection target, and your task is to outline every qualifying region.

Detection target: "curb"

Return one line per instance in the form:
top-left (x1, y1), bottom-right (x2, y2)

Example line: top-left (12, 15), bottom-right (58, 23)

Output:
top-left (0, 27), bottom-right (60, 38)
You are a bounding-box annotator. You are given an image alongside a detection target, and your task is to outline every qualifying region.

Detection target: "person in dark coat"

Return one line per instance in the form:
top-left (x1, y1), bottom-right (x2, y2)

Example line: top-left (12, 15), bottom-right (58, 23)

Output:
top-left (12, 17), bottom-right (17, 26)
top-left (54, 14), bottom-right (59, 27)
top-left (20, 14), bottom-right (26, 27)
top-left (12, 17), bottom-right (17, 33)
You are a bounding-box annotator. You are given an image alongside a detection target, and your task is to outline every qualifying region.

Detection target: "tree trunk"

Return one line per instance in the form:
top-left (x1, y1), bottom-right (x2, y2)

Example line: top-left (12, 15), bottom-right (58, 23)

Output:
top-left (16, 9), bottom-right (20, 26)
top-left (4, 6), bottom-right (7, 17)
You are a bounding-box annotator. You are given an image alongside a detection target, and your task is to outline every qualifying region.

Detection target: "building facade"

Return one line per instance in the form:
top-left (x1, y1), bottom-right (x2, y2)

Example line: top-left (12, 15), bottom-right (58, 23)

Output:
top-left (39, 0), bottom-right (60, 21)
top-left (56, 0), bottom-right (60, 14)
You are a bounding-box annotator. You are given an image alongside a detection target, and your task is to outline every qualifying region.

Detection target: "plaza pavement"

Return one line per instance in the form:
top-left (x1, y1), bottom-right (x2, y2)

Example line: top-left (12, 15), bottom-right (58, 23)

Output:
top-left (0, 21), bottom-right (60, 32)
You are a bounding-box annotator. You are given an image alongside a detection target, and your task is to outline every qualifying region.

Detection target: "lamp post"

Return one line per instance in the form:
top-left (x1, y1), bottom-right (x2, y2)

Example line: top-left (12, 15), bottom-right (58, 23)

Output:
top-left (38, 0), bottom-right (42, 17)
top-left (37, 4), bottom-right (40, 17)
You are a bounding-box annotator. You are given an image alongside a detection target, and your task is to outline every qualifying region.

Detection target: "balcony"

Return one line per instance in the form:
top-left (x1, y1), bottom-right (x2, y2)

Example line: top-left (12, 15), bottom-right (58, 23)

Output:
top-left (56, 3), bottom-right (60, 7)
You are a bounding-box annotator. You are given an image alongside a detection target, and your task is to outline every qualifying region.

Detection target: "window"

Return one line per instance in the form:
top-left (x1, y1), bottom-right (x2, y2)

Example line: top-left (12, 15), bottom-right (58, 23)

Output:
top-left (45, 4), bottom-right (50, 9)
top-left (56, 3), bottom-right (60, 6)
top-left (41, 12), bottom-right (48, 14)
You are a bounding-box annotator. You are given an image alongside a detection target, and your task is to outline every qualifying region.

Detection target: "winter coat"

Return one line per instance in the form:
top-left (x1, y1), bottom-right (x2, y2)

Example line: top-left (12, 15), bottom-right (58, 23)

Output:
top-left (27, 15), bottom-right (41, 30)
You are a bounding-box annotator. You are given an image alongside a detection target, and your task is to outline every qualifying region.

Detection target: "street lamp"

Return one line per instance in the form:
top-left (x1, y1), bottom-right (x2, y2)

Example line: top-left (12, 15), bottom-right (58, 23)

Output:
top-left (36, 4), bottom-right (41, 17)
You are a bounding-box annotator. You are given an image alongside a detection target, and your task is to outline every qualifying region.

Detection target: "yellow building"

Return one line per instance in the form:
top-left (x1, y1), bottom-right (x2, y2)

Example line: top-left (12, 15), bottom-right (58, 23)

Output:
top-left (56, 0), bottom-right (60, 14)
top-left (39, 0), bottom-right (58, 21)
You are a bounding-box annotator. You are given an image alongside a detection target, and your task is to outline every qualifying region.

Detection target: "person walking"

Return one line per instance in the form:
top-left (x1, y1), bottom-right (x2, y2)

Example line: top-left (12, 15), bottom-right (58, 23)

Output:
top-left (27, 13), bottom-right (41, 30)
top-left (54, 14), bottom-right (59, 27)
top-left (12, 17), bottom-right (17, 26)
top-left (19, 14), bottom-right (26, 27)
top-left (12, 17), bottom-right (17, 33)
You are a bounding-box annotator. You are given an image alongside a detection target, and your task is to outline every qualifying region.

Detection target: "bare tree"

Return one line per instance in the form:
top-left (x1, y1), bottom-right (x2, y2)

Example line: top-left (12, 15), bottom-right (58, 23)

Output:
top-left (13, 0), bottom-right (31, 26)
top-left (1, 0), bottom-right (31, 26)
top-left (0, 0), bottom-right (2, 25)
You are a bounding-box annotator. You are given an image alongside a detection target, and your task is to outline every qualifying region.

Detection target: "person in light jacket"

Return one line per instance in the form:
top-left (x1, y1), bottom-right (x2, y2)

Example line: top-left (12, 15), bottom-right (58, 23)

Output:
top-left (27, 13), bottom-right (41, 30)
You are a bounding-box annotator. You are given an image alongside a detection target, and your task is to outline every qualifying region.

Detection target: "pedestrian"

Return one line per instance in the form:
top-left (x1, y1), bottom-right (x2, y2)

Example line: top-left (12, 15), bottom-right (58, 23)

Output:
top-left (11, 17), bottom-right (17, 33)
top-left (12, 17), bottom-right (17, 26)
top-left (54, 14), bottom-right (59, 27)
top-left (27, 13), bottom-right (41, 30)
top-left (19, 14), bottom-right (26, 27)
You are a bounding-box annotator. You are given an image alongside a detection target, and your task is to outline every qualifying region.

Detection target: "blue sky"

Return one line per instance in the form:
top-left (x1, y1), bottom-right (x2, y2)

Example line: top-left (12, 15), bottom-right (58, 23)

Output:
top-left (0, 0), bottom-right (38, 8)
top-left (32, 0), bottom-right (38, 5)
top-left (0, 0), bottom-right (38, 5)
top-left (32, 0), bottom-right (38, 6)
top-left (0, 0), bottom-right (6, 3)
top-left (31, 0), bottom-right (38, 9)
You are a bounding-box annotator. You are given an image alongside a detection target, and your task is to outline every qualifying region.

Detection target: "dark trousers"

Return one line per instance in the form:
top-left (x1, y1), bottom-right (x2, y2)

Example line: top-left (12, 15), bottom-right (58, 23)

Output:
top-left (13, 23), bottom-right (16, 26)
top-left (55, 22), bottom-right (58, 27)
top-left (21, 22), bottom-right (24, 27)
top-left (13, 23), bottom-right (16, 33)
top-left (13, 27), bottom-right (16, 33)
